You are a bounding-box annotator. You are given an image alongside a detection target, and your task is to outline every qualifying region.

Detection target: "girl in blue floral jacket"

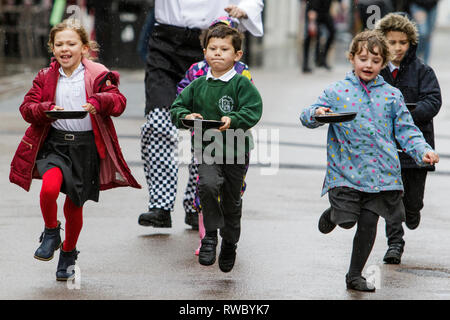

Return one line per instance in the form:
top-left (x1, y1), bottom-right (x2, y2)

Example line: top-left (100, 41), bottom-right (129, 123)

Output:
top-left (300, 30), bottom-right (439, 292)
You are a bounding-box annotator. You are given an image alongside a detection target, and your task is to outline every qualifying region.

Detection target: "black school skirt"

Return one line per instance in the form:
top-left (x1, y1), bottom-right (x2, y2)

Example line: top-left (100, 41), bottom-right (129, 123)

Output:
top-left (36, 127), bottom-right (100, 207)
top-left (328, 187), bottom-right (405, 225)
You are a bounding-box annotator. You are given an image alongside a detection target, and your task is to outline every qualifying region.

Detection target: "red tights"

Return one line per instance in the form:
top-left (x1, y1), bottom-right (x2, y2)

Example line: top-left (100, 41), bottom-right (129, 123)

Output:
top-left (40, 167), bottom-right (83, 252)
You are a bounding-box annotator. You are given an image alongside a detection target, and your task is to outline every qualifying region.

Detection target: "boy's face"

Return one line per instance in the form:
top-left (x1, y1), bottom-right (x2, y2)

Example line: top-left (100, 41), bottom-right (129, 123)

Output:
top-left (204, 36), bottom-right (243, 77)
top-left (52, 29), bottom-right (88, 76)
top-left (385, 31), bottom-right (410, 67)
top-left (350, 46), bottom-right (384, 82)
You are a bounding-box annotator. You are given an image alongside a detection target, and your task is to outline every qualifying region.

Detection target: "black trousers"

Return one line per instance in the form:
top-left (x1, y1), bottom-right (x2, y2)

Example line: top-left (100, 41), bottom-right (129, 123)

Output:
top-left (385, 168), bottom-right (428, 246)
top-left (144, 23), bottom-right (203, 114)
top-left (197, 158), bottom-right (249, 245)
top-left (303, 12), bottom-right (335, 69)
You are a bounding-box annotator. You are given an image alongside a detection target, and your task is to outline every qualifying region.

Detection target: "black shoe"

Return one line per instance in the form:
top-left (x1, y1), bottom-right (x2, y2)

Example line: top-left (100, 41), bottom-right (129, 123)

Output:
top-left (346, 274), bottom-right (376, 292)
top-left (219, 240), bottom-right (237, 273)
top-left (405, 211), bottom-right (420, 230)
top-left (198, 236), bottom-right (218, 266)
top-left (302, 66), bottom-right (313, 73)
top-left (318, 208), bottom-right (336, 234)
top-left (318, 62), bottom-right (332, 70)
top-left (56, 245), bottom-right (79, 281)
top-left (138, 209), bottom-right (172, 228)
top-left (185, 212), bottom-right (199, 230)
top-left (383, 243), bottom-right (404, 264)
top-left (34, 221), bottom-right (62, 261)
top-left (339, 221), bottom-right (356, 229)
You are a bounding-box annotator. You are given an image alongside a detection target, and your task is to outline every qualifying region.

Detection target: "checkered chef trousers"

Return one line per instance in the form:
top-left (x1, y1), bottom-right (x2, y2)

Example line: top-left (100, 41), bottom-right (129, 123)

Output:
top-left (183, 133), bottom-right (200, 215)
top-left (141, 108), bottom-right (179, 211)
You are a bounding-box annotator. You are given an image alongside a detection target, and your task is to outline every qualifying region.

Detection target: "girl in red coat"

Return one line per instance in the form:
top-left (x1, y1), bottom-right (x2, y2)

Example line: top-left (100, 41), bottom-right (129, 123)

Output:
top-left (9, 19), bottom-right (141, 281)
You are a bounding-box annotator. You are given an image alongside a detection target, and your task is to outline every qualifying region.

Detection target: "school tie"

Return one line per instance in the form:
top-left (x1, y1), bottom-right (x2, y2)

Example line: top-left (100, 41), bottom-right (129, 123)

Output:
top-left (392, 68), bottom-right (398, 79)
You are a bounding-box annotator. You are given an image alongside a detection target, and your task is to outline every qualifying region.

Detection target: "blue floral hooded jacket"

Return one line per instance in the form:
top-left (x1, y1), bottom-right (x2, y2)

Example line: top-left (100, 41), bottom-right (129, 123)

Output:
top-left (300, 71), bottom-right (434, 196)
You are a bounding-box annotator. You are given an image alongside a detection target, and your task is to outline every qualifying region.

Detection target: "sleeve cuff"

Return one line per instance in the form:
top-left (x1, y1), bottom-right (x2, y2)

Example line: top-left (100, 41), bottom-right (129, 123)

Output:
top-left (87, 97), bottom-right (100, 112)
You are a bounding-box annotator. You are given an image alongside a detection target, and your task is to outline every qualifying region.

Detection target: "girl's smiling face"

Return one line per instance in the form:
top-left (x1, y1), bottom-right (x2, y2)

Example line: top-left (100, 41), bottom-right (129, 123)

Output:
top-left (52, 29), bottom-right (88, 77)
top-left (349, 46), bottom-right (384, 82)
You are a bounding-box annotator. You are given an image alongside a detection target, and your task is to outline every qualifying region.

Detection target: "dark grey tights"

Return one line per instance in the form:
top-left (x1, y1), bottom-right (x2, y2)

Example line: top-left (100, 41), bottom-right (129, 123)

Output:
top-left (348, 210), bottom-right (379, 278)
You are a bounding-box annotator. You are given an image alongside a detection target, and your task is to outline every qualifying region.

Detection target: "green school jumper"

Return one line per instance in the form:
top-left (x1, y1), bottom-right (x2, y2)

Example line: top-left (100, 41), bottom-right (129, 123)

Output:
top-left (171, 73), bottom-right (263, 160)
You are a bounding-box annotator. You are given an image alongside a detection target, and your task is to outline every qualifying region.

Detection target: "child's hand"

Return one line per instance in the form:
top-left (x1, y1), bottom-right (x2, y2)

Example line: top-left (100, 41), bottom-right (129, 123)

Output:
top-left (308, 21), bottom-right (317, 37)
top-left (315, 107), bottom-right (332, 115)
top-left (82, 103), bottom-right (97, 114)
top-left (185, 113), bottom-right (203, 120)
top-left (219, 116), bottom-right (231, 131)
top-left (423, 151), bottom-right (439, 165)
top-left (46, 105), bottom-right (63, 118)
top-left (224, 5), bottom-right (248, 19)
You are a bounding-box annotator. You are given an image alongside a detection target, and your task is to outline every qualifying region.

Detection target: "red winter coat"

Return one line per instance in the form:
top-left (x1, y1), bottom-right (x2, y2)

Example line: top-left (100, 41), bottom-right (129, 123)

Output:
top-left (10, 57), bottom-right (141, 192)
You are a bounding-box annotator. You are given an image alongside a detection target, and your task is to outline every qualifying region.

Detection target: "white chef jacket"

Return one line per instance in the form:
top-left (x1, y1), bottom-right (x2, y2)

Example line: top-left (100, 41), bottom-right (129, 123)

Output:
top-left (155, 0), bottom-right (264, 36)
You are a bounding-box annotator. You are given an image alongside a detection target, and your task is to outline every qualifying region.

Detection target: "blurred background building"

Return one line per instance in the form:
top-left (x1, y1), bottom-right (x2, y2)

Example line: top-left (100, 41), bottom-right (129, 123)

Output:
top-left (1, 0), bottom-right (450, 75)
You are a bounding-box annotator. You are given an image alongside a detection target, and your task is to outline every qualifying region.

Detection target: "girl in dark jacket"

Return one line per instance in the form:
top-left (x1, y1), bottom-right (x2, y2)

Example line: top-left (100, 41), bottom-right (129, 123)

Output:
top-left (9, 19), bottom-right (141, 281)
top-left (376, 13), bottom-right (442, 264)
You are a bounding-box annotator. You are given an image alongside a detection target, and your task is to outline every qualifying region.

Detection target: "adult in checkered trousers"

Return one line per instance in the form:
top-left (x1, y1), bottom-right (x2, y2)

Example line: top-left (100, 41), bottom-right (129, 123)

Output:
top-left (138, 0), bottom-right (264, 228)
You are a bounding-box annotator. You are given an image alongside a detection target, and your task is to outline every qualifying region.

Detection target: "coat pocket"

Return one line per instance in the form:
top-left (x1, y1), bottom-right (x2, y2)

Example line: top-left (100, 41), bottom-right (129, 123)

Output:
top-left (12, 136), bottom-right (36, 173)
top-left (21, 138), bottom-right (33, 149)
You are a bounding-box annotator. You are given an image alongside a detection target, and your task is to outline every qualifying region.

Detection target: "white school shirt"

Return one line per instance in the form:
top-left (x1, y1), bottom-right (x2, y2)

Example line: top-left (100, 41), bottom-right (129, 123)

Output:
top-left (388, 61), bottom-right (399, 73)
top-left (51, 62), bottom-right (93, 132)
top-left (155, 0), bottom-right (264, 36)
top-left (206, 67), bottom-right (237, 82)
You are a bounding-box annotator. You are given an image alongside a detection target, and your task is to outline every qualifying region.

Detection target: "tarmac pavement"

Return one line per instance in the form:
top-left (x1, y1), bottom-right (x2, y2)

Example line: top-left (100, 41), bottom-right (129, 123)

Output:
top-left (0, 29), bottom-right (450, 301)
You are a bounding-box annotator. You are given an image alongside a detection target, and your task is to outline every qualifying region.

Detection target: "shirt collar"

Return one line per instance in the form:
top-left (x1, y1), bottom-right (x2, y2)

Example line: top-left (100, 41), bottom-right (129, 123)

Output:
top-left (59, 62), bottom-right (85, 78)
top-left (206, 67), bottom-right (237, 82)
top-left (388, 61), bottom-right (399, 73)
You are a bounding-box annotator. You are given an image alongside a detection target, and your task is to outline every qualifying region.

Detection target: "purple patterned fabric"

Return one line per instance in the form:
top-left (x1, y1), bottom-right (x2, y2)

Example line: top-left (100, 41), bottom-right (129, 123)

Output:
top-left (177, 60), bottom-right (253, 95)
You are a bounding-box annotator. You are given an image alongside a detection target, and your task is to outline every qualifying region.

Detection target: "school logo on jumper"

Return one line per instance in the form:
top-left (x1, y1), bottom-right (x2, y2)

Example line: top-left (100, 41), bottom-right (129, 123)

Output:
top-left (218, 96), bottom-right (234, 113)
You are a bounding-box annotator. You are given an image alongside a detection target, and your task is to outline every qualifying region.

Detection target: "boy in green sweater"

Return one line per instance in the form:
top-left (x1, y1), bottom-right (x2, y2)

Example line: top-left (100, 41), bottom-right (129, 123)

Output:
top-left (171, 25), bottom-right (263, 272)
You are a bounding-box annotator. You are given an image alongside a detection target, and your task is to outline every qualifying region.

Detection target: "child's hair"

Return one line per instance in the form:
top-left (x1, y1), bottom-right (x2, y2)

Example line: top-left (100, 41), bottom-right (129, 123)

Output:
top-left (200, 16), bottom-right (238, 49)
top-left (375, 13), bottom-right (419, 46)
top-left (47, 19), bottom-right (99, 59)
top-left (347, 30), bottom-right (391, 67)
top-left (202, 24), bottom-right (244, 52)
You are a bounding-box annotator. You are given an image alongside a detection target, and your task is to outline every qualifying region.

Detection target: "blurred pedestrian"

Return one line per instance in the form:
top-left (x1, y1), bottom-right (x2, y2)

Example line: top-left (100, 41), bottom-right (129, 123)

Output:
top-left (302, 0), bottom-right (344, 73)
top-left (356, 0), bottom-right (394, 30)
top-left (171, 24), bottom-right (263, 272)
top-left (394, 0), bottom-right (410, 12)
top-left (177, 17), bottom-right (254, 234)
top-left (9, 19), bottom-right (140, 281)
top-left (138, 0), bottom-right (263, 230)
top-left (137, 1), bottom-right (155, 63)
top-left (408, 0), bottom-right (440, 64)
top-left (376, 13), bottom-right (441, 264)
top-left (300, 30), bottom-right (439, 291)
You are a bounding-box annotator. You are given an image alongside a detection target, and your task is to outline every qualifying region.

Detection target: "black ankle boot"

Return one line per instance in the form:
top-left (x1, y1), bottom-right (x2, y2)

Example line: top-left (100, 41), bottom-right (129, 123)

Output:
top-left (34, 221), bottom-right (62, 261)
top-left (199, 235), bottom-right (218, 266)
top-left (219, 240), bottom-right (237, 273)
top-left (56, 245), bottom-right (79, 281)
top-left (138, 209), bottom-right (172, 228)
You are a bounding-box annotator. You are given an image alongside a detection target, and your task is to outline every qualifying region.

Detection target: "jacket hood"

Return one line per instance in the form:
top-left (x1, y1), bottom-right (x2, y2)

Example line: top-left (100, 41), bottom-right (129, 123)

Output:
top-left (401, 44), bottom-right (418, 66)
top-left (48, 57), bottom-right (109, 75)
top-left (345, 71), bottom-right (386, 88)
